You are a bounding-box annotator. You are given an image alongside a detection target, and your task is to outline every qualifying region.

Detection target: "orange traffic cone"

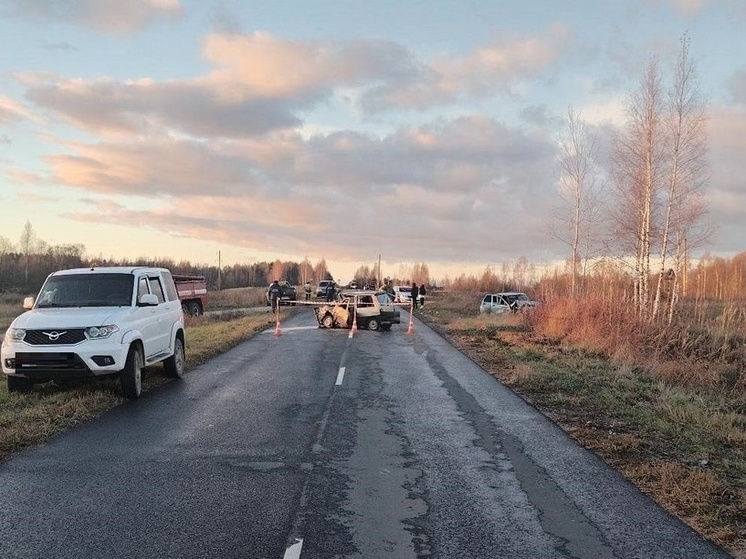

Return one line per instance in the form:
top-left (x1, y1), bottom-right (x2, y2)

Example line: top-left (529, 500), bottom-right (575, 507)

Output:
top-left (406, 299), bottom-right (414, 334)
top-left (274, 307), bottom-right (282, 337)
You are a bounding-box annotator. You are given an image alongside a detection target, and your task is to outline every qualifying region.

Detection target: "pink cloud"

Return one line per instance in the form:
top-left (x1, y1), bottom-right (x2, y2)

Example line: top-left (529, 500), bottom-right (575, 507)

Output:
top-left (3, 0), bottom-right (184, 35)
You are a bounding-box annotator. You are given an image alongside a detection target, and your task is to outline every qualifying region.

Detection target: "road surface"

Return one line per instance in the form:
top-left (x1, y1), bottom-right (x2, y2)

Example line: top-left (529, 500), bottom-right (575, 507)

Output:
top-left (0, 309), bottom-right (730, 558)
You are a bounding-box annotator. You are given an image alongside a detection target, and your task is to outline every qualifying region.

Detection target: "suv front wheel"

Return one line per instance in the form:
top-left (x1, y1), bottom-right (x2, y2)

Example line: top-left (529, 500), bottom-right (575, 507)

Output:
top-left (163, 336), bottom-right (185, 378)
top-left (120, 344), bottom-right (143, 399)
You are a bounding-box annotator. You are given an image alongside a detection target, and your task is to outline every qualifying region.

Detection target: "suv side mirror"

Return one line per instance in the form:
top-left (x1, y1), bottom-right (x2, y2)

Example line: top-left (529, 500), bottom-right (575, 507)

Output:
top-left (138, 293), bottom-right (159, 306)
top-left (23, 297), bottom-right (34, 310)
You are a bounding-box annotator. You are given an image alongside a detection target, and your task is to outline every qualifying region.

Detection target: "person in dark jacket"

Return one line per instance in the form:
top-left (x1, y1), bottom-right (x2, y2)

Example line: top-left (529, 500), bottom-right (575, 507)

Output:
top-left (325, 280), bottom-right (336, 302)
top-left (411, 283), bottom-right (419, 309)
top-left (418, 283), bottom-right (426, 307)
top-left (269, 280), bottom-right (283, 312)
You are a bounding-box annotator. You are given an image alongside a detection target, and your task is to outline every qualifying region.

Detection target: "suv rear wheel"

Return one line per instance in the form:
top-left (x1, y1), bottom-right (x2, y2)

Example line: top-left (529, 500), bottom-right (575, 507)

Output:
top-left (120, 344), bottom-right (143, 399)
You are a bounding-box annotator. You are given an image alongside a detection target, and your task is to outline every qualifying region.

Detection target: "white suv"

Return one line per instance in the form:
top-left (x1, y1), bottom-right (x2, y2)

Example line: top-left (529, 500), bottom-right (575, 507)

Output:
top-left (1, 266), bottom-right (186, 398)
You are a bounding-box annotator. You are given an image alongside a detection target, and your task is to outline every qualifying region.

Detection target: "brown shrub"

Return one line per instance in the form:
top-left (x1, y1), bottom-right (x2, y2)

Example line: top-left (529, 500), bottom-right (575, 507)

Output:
top-left (531, 297), bottom-right (746, 389)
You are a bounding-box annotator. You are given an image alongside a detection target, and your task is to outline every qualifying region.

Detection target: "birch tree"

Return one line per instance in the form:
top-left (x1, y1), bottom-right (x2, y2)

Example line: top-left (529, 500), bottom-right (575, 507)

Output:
top-left (19, 220), bottom-right (37, 284)
top-left (652, 34), bottom-right (709, 323)
top-left (611, 58), bottom-right (665, 318)
top-left (552, 106), bottom-right (605, 298)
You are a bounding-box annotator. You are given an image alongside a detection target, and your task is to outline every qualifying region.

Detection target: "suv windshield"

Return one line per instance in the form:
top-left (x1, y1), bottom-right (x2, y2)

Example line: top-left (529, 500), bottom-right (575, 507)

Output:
top-left (36, 274), bottom-right (134, 308)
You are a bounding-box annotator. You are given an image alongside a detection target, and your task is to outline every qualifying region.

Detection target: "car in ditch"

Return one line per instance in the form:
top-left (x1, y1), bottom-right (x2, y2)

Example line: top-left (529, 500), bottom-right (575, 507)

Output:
top-left (1, 266), bottom-right (186, 398)
top-left (314, 289), bottom-right (400, 331)
top-left (479, 292), bottom-right (538, 314)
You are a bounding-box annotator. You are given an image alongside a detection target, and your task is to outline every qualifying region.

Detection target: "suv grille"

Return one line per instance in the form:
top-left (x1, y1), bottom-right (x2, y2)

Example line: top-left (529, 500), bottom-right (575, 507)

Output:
top-left (24, 329), bottom-right (87, 345)
top-left (14, 352), bottom-right (90, 375)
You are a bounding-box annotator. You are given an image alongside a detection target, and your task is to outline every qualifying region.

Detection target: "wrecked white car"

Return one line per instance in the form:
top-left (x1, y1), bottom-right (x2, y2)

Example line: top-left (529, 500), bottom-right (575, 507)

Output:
top-left (314, 290), bottom-right (400, 331)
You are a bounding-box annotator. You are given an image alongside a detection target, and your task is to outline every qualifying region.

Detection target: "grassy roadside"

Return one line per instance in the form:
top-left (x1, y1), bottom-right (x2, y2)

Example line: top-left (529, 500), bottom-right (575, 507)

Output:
top-left (0, 295), bottom-right (280, 463)
top-left (417, 293), bottom-right (745, 557)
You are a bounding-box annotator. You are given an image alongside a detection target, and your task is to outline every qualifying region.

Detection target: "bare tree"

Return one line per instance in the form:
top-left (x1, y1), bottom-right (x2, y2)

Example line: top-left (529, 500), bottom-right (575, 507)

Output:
top-left (18, 220), bottom-right (38, 284)
top-left (269, 259), bottom-right (286, 281)
top-left (552, 106), bottom-right (606, 298)
top-left (313, 259), bottom-right (329, 282)
top-left (611, 58), bottom-right (665, 318)
top-left (652, 33), bottom-right (710, 323)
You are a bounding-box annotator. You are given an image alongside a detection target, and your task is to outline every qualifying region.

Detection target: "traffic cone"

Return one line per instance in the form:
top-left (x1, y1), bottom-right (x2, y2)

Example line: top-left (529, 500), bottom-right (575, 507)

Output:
top-left (406, 299), bottom-right (414, 334)
top-left (274, 307), bottom-right (282, 337)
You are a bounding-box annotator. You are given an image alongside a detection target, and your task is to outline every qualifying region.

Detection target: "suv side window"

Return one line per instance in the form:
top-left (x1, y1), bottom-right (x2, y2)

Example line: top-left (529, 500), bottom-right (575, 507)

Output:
top-left (137, 277), bottom-right (150, 300)
top-left (148, 277), bottom-right (166, 303)
top-left (161, 271), bottom-right (178, 301)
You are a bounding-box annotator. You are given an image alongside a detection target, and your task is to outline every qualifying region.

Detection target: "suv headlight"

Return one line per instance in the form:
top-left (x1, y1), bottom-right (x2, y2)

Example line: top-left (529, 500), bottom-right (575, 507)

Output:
top-left (85, 325), bottom-right (119, 339)
top-left (5, 328), bottom-right (26, 342)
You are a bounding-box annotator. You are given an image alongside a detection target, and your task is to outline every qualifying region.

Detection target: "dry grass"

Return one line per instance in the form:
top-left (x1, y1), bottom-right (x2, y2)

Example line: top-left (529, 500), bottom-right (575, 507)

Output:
top-left (417, 290), bottom-right (746, 555)
top-left (208, 286), bottom-right (267, 309)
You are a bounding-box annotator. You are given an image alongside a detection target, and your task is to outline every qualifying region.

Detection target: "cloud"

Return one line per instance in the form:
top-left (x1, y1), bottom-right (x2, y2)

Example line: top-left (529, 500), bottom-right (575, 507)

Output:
top-left (53, 115), bottom-right (559, 265)
top-left (360, 24), bottom-right (572, 111)
top-left (201, 32), bottom-right (417, 100)
top-left (23, 76), bottom-right (303, 138)
top-left (669, 0), bottom-right (708, 16)
top-left (0, 95), bottom-right (31, 125)
top-left (1, 0), bottom-right (184, 35)
top-left (18, 29), bottom-right (573, 139)
top-left (46, 137), bottom-right (259, 196)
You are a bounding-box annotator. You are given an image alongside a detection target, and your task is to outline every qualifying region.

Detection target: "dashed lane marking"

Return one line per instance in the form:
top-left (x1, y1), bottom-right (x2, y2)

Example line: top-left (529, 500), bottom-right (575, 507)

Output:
top-left (283, 538), bottom-right (303, 559)
top-left (335, 366), bottom-right (346, 386)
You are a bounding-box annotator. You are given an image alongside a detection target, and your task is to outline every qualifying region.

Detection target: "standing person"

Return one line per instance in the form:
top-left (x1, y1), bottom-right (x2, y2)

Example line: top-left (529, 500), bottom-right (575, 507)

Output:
top-left (269, 280), bottom-right (283, 313)
top-left (304, 280), bottom-right (312, 301)
top-left (325, 280), bottom-right (335, 302)
top-left (419, 283), bottom-right (426, 307)
top-left (411, 282), bottom-right (419, 309)
top-left (382, 278), bottom-right (394, 297)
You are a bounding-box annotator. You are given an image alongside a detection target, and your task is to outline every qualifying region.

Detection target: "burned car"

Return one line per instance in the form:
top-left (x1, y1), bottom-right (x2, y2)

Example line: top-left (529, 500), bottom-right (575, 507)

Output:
top-left (314, 289), bottom-right (400, 331)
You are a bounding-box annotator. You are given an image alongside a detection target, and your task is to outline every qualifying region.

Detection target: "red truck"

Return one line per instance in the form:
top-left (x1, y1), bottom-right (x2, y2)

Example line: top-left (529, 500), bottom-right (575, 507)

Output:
top-left (173, 274), bottom-right (208, 317)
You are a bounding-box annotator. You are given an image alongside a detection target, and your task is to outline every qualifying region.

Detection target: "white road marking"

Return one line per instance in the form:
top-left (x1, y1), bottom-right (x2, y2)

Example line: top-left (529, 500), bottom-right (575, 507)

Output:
top-left (263, 325), bottom-right (318, 334)
top-left (335, 366), bottom-right (346, 386)
top-left (283, 538), bottom-right (303, 559)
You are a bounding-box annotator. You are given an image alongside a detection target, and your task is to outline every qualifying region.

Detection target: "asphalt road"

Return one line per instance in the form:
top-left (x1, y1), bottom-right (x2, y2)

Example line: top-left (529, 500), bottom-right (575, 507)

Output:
top-left (0, 309), bottom-right (731, 559)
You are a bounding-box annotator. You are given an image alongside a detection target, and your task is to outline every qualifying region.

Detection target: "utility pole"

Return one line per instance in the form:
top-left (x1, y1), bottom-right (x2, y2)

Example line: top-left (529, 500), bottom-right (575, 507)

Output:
top-left (217, 250), bottom-right (222, 291)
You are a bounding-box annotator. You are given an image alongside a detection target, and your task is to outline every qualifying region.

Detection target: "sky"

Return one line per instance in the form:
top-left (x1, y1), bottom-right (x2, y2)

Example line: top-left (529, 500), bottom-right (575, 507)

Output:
top-left (1, 0), bottom-right (745, 283)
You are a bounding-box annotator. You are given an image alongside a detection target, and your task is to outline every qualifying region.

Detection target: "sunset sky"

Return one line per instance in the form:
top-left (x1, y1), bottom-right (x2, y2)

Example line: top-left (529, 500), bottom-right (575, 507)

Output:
top-left (1, 0), bottom-right (745, 282)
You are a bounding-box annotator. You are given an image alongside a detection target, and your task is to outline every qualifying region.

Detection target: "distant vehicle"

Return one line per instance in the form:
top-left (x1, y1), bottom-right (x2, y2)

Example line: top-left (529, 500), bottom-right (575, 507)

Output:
top-left (392, 285), bottom-right (412, 303)
top-left (316, 279), bottom-right (335, 297)
top-left (1, 266), bottom-right (186, 398)
top-left (266, 281), bottom-right (297, 306)
top-left (314, 289), bottom-right (400, 331)
top-left (173, 274), bottom-right (207, 317)
top-left (479, 292), bottom-right (537, 314)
